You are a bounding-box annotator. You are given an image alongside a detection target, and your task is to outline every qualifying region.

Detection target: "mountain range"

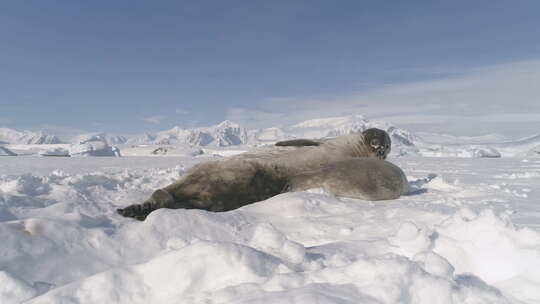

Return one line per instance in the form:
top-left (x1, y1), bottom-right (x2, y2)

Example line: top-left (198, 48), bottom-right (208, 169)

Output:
top-left (0, 128), bottom-right (62, 144)
top-left (120, 115), bottom-right (418, 153)
top-left (2, 115), bottom-right (539, 157)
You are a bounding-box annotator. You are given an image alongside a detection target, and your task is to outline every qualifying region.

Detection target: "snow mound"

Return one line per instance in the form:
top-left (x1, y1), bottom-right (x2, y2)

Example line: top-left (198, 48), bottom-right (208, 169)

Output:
top-left (0, 146), bottom-right (16, 156)
top-left (38, 147), bottom-right (70, 157)
top-left (69, 142), bottom-right (121, 157)
top-left (416, 132), bottom-right (508, 145)
top-left (527, 145), bottom-right (540, 157)
top-left (495, 172), bottom-right (540, 179)
top-left (121, 145), bottom-right (204, 157)
top-left (69, 133), bottom-right (121, 157)
top-left (0, 271), bottom-right (37, 304)
top-left (470, 146), bottom-right (501, 158)
top-left (419, 145), bottom-right (501, 158)
top-left (491, 134), bottom-right (540, 157)
top-left (434, 208), bottom-right (540, 283)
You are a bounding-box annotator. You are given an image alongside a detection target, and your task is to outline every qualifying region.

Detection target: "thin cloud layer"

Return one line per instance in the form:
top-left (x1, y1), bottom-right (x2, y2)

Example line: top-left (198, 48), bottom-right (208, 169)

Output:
top-left (142, 115), bottom-right (167, 124)
top-left (175, 108), bottom-right (190, 115)
top-left (227, 60), bottom-right (540, 136)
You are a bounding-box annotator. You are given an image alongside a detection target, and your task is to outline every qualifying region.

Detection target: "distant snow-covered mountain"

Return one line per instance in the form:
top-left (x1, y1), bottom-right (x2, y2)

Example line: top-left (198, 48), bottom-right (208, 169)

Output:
top-left (0, 128), bottom-right (63, 144)
top-left (286, 115), bottom-right (369, 138)
top-left (127, 120), bottom-right (249, 147)
top-left (74, 133), bottom-right (108, 144)
top-left (121, 115), bottom-right (419, 155)
top-left (108, 135), bottom-right (129, 145)
top-left (9, 115), bottom-right (537, 158)
top-left (250, 115), bottom-right (419, 156)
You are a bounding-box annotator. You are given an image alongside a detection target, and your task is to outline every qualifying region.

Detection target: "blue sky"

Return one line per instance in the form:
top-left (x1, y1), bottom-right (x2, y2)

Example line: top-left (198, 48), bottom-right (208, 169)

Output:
top-left (1, 1), bottom-right (539, 136)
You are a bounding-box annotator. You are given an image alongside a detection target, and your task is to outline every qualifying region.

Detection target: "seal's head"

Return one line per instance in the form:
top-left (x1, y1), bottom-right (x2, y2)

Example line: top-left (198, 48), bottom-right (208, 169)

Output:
top-left (362, 128), bottom-right (391, 159)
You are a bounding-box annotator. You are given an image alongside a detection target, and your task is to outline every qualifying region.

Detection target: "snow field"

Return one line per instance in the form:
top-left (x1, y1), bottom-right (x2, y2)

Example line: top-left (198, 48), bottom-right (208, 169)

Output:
top-left (0, 157), bottom-right (539, 303)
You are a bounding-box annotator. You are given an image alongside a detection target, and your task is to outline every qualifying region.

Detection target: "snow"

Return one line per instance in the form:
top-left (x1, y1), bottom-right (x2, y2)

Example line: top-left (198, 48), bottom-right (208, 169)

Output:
top-left (127, 120), bottom-right (249, 147)
top-left (108, 135), bottom-right (129, 145)
top-left (68, 133), bottom-right (122, 157)
top-left (120, 144), bottom-right (204, 157)
top-left (73, 132), bottom-right (108, 144)
top-left (38, 147), bottom-right (70, 157)
top-left (69, 141), bottom-right (121, 157)
top-left (416, 132), bottom-right (508, 145)
top-left (0, 128), bottom-right (62, 145)
top-left (0, 146), bottom-right (17, 156)
top-left (418, 145), bottom-right (502, 158)
top-left (0, 271), bottom-right (37, 304)
top-left (5, 115), bottom-right (540, 159)
top-left (0, 155), bottom-right (539, 303)
top-left (5, 135), bottom-right (122, 157)
top-left (248, 127), bottom-right (288, 143)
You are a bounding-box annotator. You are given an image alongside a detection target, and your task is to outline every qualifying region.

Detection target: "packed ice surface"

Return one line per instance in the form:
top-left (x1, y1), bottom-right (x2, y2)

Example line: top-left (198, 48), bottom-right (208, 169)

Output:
top-left (0, 156), bottom-right (539, 303)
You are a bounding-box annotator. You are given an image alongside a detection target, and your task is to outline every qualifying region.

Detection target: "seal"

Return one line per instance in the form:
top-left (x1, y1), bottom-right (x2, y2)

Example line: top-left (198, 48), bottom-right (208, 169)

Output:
top-left (286, 158), bottom-right (409, 201)
top-left (117, 128), bottom-right (392, 220)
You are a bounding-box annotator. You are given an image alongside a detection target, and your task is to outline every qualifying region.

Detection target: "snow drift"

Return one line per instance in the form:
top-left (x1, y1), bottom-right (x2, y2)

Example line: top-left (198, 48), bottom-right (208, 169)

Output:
top-left (0, 156), bottom-right (539, 303)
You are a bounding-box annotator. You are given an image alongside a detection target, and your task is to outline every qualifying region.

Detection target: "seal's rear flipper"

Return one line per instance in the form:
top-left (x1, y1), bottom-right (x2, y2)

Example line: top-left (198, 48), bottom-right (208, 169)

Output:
top-left (275, 139), bottom-right (320, 147)
top-left (405, 173), bottom-right (437, 196)
top-left (117, 189), bottom-right (176, 221)
top-left (117, 205), bottom-right (149, 221)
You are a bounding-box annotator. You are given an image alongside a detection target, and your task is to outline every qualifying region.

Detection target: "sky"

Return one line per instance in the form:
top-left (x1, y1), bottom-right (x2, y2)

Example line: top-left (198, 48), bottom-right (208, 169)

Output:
top-left (1, 0), bottom-right (539, 137)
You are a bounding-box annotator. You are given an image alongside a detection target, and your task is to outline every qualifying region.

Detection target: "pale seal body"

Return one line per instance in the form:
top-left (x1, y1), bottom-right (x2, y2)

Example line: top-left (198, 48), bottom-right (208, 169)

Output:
top-left (287, 158), bottom-right (409, 200)
top-left (117, 128), bottom-right (392, 220)
top-left (235, 131), bottom-right (388, 175)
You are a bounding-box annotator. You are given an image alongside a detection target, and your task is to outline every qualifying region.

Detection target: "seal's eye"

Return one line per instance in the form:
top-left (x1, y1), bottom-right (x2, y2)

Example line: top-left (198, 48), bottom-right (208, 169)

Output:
top-left (370, 139), bottom-right (380, 148)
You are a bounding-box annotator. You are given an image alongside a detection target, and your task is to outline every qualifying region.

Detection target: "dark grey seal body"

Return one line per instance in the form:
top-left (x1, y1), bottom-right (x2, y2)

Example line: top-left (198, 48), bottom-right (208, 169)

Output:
top-left (117, 128), bottom-right (393, 220)
top-left (287, 158), bottom-right (409, 200)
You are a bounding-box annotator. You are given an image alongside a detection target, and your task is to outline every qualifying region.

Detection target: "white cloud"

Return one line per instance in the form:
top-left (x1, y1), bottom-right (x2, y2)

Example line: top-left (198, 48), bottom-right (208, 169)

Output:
top-left (142, 115), bottom-right (167, 124)
top-left (226, 108), bottom-right (286, 127)
top-left (227, 60), bottom-right (540, 137)
top-left (175, 108), bottom-right (190, 115)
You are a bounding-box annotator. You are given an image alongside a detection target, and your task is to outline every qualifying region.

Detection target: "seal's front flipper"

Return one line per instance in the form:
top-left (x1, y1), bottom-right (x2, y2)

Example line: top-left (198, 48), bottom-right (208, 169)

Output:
top-left (275, 139), bottom-right (320, 147)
